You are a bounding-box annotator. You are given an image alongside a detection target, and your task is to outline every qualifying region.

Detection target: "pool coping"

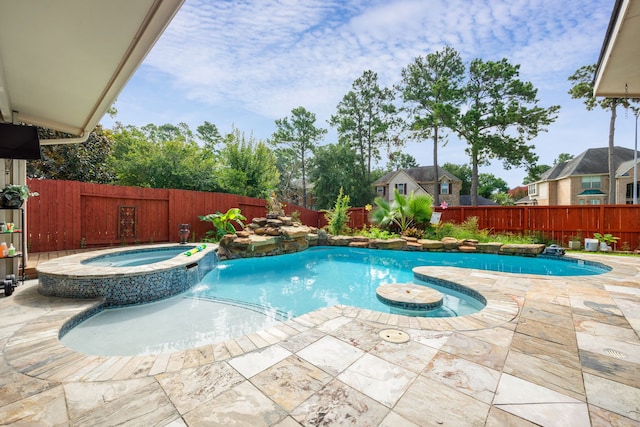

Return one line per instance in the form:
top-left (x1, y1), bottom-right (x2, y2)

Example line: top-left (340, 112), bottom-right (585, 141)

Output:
top-left (4, 252), bottom-right (632, 383)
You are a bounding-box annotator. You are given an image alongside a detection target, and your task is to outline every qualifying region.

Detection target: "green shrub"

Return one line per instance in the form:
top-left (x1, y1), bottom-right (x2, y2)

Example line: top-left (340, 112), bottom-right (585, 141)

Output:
top-left (325, 188), bottom-right (351, 236)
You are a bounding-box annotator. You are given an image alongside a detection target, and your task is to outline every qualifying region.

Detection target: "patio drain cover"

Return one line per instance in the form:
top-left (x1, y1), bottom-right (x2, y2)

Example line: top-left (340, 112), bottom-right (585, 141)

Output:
top-left (603, 348), bottom-right (626, 359)
top-left (379, 329), bottom-right (410, 344)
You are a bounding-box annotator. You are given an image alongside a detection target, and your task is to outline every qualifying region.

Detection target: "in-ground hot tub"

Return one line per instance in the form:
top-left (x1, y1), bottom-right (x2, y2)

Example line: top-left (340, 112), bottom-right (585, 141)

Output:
top-left (37, 244), bottom-right (217, 306)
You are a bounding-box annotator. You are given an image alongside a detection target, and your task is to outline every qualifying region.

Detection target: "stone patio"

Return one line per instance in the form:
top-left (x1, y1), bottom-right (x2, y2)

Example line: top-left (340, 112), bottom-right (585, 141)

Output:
top-left (1, 253), bottom-right (639, 426)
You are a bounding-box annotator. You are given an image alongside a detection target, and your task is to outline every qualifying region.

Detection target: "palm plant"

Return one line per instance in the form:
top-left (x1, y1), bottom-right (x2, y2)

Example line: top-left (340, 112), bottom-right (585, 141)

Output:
top-left (370, 189), bottom-right (433, 233)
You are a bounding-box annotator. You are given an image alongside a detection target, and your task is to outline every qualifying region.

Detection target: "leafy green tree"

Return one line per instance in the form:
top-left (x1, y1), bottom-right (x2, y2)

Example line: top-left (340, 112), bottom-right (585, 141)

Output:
top-left (196, 121), bottom-right (223, 152)
top-left (218, 129), bottom-right (279, 198)
top-left (110, 124), bottom-right (218, 191)
top-left (478, 173), bottom-right (509, 198)
top-left (330, 70), bottom-right (398, 184)
top-left (522, 164), bottom-right (551, 184)
top-left (397, 46), bottom-right (465, 206)
top-left (309, 142), bottom-right (373, 209)
top-left (272, 107), bottom-right (327, 208)
top-left (569, 64), bottom-right (640, 204)
top-left (456, 58), bottom-right (560, 205)
top-left (554, 153), bottom-right (574, 165)
top-left (386, 151), bottom-right (419, 172)
top-left (442, 162), bottom-right (472, 195)
top-left (28, 125), bottom-right (115, 183)
top-left (371, 189), bottom-right (433, 233)
top-left (273, 146), bottom-right (301, 204)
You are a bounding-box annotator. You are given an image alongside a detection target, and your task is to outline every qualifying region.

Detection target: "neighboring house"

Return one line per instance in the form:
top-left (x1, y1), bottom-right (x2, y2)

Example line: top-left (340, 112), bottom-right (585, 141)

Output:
top-left (527, 147), bottom-right (640, 205)
top-left (373, 166), bottom-right (463, 206)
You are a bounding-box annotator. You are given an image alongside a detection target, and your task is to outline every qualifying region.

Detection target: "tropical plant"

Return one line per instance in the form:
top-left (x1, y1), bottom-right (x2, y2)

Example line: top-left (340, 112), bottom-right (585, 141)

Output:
top-left (199, 208), bottom-right (247, 241)
top-left (324, 188), bottom-right (351, 236)
top-left (593, 233), bottom-right (619, 245)
top-left (370, 189), bottom-right (433, 233)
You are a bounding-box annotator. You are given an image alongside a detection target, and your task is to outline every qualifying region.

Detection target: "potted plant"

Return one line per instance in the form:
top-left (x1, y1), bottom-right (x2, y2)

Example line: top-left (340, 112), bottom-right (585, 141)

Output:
top-left (593, 233), bottom-right (619, 252)
top-left (568, 230), bottom-right (583, 250)
top-left (0, 184), bottom-right (38, 208)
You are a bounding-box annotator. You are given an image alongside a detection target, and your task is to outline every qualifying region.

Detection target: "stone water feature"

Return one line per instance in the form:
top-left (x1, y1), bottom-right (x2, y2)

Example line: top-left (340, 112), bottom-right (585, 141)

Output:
top-left (217, 216), bottom-right (546, 260)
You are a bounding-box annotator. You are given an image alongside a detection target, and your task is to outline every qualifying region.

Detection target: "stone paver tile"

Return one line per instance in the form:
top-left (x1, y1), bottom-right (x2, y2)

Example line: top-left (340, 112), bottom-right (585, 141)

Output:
top-left (65, 377), bottom-right (178, 426)
top-left (520, 305), bottom-right (574, 330)
top-left (183, 381), bottom-right (287, 426)
top-left (516, 317), bottom-right (577, 347)
top-left (0, 385), bottom-right (68, 426)
top-left (250, 355), bottom-right (332, 411)
top-left (297, 335), bottom-right (364, 376)
top-left (589, 403), bottom-right (640, 427)
top-left (379, 411), bottom-right (420, 427)
top-left (573, 310), bottom-right (631, 329)
top-left (316, 316), bottom-right (352, 334)
top-left (228, 345), bottom-right (291, 379)
top-left (278, 327), bottom-right (325, 353)
top-left (290, 379), bottom-right (389, 426)
top-left (157, 361), bottom-right (245, 415)
top-left (583, 372), bottom-right (640, 422)
top-left (575, 319), bottom-right (639, 343)
top-left (406, 329), bottom-right (452, 350)
top-left (423, 351), bottom-right (500, 404)
top-left (273, 416), bottom-right (304, 427)
top-left (337, 353), bottom-right (416, 407)
top-left (332, 319), bottom-right (383, 351)
top-left (0, 368), bottom-right (58, 408)
top-left (494, 373), bottom-right (589, 426)
top-left (576, 332), bottom-right (640, 365)
top-left (369, 339), bottom-right (438, 374)
top-left (485, 406), bottom-right (539, 426)
top-left (439, 332), bottom-right (508, 371)
top-left (580, 349), bottom-right (640, 388)
top-left (458, 325), bottom-right (515, 348)
top-left (503, 349), bottom-right (585, 400)
top-left (510, 332), bottom-right (581, 370)
top-left (394, 375), bottom-right (489, 426)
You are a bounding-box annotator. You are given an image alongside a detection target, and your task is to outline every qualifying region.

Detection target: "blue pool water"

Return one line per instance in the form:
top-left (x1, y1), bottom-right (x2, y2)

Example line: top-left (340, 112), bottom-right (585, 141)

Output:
top-left (81, 246), bottom-right (194, 267)
top-left (62, 247), bottom-right (608, 356)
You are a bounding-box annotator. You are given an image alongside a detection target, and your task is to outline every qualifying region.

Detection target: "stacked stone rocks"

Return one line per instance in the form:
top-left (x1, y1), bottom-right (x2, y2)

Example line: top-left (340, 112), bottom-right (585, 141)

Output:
top-left (218, 216), bottom-right (546, 260)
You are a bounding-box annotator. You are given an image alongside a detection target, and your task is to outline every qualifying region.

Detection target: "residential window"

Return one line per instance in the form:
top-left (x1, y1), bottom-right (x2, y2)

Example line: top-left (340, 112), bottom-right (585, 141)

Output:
top-left (440, 181), bottom-right (450, 195)
top-left (589, 199), bottom-right (601, 205)
top-left (395, 183), bottom-right (407, 195)
top-left (528, 183), bottom-right (537, 195)
top-left (582, 176), bottom-right (601, 189)
top-left (376, 186), bottom-right (385, 196)
top-left (626, 182), bottom-right (640, 199)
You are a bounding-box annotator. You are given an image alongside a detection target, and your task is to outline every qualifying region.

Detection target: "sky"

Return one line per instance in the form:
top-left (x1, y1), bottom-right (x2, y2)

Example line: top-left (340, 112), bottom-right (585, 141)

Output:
top-left (101, 0), bottom-right (638, 188)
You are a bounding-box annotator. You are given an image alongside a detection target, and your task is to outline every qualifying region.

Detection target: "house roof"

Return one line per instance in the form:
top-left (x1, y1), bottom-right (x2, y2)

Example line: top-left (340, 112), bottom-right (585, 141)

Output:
top-left (616, 158), bottom-right (640, 177)
top-left (594, 0), bottom-right (640, 97)
top-left (538, 147), bottom-right (639, 182)
top-left (374, 166), bottom-right (462, 185)
top-left (459, 195), bottom-right (497, 206)
top-left (577, 189), bottom-right (606, 196)
top-left (0, 0), bottom-right (184, 143)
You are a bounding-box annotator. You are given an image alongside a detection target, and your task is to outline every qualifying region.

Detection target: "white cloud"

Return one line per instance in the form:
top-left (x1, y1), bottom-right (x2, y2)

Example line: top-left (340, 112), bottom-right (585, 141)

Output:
top-left (107, 0), bottom-right (627, 186)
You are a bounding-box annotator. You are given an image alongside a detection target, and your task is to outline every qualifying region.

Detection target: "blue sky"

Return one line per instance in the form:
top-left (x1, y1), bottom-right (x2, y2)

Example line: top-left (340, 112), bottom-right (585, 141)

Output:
top-left (101, 0), bottom-right (637, 188)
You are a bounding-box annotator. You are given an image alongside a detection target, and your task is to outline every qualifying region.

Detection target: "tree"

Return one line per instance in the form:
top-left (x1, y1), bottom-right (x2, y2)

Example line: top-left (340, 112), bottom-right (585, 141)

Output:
top-left (28, 125), bottom-right (115, 183)
top-left (554, 153), bottom-right (574, 165)
top-left (273, 146), bottom-right (301, 204)
top-left (386, 151), bottom-right (419, 172)
top-left (196, 121), bottom-right (223, 152)
top-left (330, 70), bottom-right (398, 185)
top-left (272, 107), bottom-right (327, 208)
top-left (442, 162), bottom-right (472, 195)
top-left (478, 173), bottom-right (509, 198)
top-left (456, 58), bottom-right (560, 205)
top-left (522, 164), bottom-right (551, 185)
top-left (110, 124), bottom-right (218, 191)
top-left (218, 129), bottom-right (279, 198)
top-left (569, 64), bottom-right (640, 204)
top-left (491, 192), bottom-right (515, 206)
top-left (397, 46), bottom-right (465, 205)
top-left (309, 142), bottom-right (372, 209)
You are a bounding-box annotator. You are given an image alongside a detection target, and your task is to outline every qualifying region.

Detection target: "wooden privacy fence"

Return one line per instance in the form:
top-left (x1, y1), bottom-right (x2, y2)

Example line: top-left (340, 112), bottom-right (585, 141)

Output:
top-left (340, 205), bottom-right (640, 250)
top-left (25, 179), bottom-right (640, 252)
top-left (26, 179), bottom-right (321, 253)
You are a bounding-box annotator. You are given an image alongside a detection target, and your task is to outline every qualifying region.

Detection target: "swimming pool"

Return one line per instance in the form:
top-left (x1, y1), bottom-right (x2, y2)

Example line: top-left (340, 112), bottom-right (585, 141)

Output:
top-left (80, 246), bottom-right (195, 267)
top-left (60, 247), bottom-right (608, 356)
